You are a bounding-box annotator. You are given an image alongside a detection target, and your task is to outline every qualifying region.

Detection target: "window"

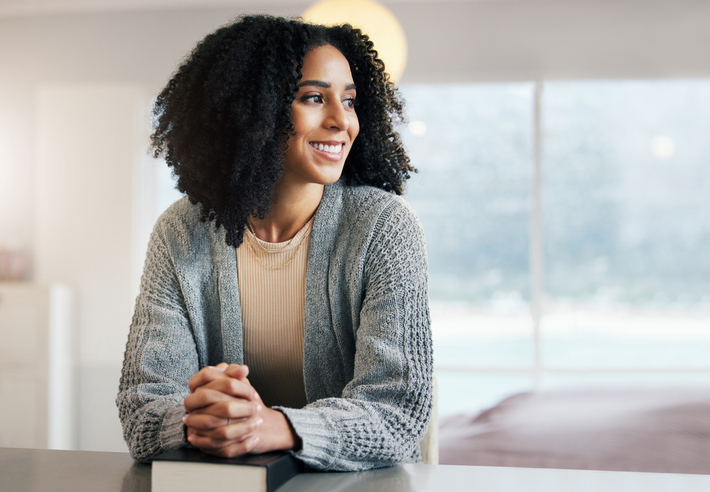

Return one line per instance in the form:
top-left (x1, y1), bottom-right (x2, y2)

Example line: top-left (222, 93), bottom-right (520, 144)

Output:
top-left (540, 80), bottom-right (710, 389)
top-left (400, 83), bottom-right (536, 413)
top-left (402, 80), bottom-right (710, 417)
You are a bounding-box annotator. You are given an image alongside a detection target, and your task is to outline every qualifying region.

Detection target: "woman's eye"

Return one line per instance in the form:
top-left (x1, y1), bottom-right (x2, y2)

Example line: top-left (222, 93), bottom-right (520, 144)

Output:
top-left (304, 94), bottom-right (323, 104)
top-left (343, 97), bottom-right (356, 108)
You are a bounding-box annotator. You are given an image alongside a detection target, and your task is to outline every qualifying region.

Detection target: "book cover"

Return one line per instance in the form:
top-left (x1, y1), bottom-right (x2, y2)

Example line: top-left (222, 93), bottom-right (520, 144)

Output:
top-left (152, 448), bottom-right (303, 492)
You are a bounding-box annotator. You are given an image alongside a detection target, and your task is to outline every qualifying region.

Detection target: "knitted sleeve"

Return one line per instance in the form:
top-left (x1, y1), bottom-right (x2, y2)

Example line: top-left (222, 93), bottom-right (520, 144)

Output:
top-left (115, 217), bottom-right (198, 461)
top-left (278, 200), bottom-right (433, 471)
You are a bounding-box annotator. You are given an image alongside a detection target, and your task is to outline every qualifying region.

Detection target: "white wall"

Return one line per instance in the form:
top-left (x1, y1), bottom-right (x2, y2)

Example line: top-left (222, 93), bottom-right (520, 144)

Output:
top-left (399, 0), bottom-right (710, 83)
top-left (1, 0), bottom-right (710, 452)
top-left (35, 85), bottom-right (147, 450)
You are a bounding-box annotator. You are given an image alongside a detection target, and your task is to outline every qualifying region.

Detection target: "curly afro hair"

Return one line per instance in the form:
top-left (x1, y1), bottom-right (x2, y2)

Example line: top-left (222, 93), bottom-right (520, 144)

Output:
top-left (151, 14), bottom-right (415, 247)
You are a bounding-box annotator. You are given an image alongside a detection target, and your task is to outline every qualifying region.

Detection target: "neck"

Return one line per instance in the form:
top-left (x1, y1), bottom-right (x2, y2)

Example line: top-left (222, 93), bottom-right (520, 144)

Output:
top-left (249, 182), bottom-right (324, 243)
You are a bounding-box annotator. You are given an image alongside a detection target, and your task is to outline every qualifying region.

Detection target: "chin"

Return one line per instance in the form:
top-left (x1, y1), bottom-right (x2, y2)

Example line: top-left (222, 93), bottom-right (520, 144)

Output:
top-left (313, 165), bottom-right (346, 185)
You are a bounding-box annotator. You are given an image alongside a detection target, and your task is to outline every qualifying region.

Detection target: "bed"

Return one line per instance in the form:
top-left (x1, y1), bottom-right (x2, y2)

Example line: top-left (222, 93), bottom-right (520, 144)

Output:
top-left (438, 387), bottom-right (710, 474)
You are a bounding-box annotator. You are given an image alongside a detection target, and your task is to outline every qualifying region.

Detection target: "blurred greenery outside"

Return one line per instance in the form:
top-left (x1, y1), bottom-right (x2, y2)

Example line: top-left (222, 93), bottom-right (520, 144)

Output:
top-left (400, 81), bottom-right (710, 310)
top-left (399, 81), bottom-right (710, 414)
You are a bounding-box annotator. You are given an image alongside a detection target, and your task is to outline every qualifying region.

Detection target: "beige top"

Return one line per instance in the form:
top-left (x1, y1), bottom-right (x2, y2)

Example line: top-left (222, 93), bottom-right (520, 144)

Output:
top-left (235, 217), bottom-right (314, 409)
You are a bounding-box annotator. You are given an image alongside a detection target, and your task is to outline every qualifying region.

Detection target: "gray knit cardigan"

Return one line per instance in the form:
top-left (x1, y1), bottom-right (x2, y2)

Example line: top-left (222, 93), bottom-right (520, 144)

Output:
top-left (116, 180), bottom-right (433, 471)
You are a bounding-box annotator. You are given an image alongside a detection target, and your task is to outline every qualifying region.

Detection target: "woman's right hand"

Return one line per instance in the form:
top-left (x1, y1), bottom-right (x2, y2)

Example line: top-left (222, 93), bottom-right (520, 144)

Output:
top-left (183, 363), bottom-right (265, 456)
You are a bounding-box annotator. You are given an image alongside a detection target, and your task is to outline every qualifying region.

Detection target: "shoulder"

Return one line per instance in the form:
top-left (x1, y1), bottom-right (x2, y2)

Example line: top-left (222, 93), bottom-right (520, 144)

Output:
top-left (329, 182), bottom-right (426, 262)
top-left (155, 195), bottom-right (202, 229)
top-left (149, 196), bottom-right (222, 261)
top-left (339, 183), bottom-right (421, 232)
top-left (336, 185), bottom-right (428, 294)
top-left (341, 183), bottom-right (395, 209)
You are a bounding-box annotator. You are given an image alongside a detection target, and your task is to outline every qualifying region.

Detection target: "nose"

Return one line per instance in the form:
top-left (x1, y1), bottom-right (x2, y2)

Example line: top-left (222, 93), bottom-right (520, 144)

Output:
top-left (324, 101), bottom-right (349, 131)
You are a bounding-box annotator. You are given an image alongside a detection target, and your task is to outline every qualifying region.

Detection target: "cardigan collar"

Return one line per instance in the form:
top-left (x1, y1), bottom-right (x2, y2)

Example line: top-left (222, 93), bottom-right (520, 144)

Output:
top-left (213, 180), bottom-right (345, 366)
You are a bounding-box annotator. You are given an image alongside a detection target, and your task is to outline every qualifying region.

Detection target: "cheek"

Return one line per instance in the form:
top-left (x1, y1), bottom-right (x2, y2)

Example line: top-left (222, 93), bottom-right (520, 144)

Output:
top-left (350, 115), bottom-right (360, 140)
top-left (295, 104), bottom-right (327, 133)
top-left (290, 107), bottom-right (312, 137)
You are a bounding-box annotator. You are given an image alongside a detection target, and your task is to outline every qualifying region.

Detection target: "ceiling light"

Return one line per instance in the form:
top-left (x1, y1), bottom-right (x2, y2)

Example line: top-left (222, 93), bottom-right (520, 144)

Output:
top-left (302, 0), bottom-right (408, 84)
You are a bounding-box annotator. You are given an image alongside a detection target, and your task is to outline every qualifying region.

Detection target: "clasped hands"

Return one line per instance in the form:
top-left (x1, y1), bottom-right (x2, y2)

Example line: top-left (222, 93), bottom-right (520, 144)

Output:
top-left (183, 363), bottom-right (297, 458)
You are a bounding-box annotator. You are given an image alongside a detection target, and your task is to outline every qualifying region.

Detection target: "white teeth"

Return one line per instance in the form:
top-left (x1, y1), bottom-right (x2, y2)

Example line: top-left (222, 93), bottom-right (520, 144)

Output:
top-left (311, 143), bottom-right (342, 154)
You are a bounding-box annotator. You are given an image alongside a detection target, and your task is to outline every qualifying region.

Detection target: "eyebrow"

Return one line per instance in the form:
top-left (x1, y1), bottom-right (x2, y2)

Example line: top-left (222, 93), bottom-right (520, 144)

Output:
top-left (299, 80), bottom-right (357, 90)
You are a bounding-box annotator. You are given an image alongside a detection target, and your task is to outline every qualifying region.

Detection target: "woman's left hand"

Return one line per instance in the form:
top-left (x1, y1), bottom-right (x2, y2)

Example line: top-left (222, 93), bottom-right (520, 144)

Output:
top-left (183, 363), bottom-right (299, 457)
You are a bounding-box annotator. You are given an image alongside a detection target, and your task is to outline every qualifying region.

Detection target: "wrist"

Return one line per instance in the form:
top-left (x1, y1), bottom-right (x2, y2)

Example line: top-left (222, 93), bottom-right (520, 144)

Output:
top-left (271, 408), bottom-right (301, 451)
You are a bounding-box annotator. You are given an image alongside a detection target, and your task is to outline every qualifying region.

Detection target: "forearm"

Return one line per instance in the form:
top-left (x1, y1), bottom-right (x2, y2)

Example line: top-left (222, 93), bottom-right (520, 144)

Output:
top-left (116, 389), bottom-right (188, 461)
top-left (277, 392), bottom-right (432, 471)
top-left (117, 321), bottom-right (196, 461)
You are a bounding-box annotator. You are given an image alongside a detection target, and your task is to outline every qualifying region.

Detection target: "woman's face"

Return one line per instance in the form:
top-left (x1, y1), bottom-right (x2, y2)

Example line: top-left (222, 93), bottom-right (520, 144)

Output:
top-left (281, 44), bottom-right (359, 188)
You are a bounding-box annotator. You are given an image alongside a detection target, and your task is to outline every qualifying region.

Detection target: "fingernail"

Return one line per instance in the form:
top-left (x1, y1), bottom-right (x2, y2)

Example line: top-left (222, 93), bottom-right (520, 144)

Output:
top-left (182, 415), bottom-right (188, 421)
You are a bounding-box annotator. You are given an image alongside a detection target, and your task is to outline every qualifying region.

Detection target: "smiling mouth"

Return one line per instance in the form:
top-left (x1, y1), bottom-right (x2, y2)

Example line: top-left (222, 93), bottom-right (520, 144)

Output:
top-left (309, 142), bottom-right (343, 154)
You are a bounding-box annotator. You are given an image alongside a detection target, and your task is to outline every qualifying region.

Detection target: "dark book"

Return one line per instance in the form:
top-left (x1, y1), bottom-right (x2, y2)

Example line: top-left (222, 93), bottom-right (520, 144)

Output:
top-left (152, 448), bottom-right (303, 492)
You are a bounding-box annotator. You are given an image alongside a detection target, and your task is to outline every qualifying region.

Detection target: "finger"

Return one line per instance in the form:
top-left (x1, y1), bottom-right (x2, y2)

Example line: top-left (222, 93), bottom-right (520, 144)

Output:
top-left (188, 399), bottom-right (262, 420)
top-left (187, 417), bottom-right (263, 441)
top-left (198, 377), bottom-right (257, 401)
top-left (184, 388), bottom-right (241, 413)
top-left (183, 412), bottom-right (251, 431)
top-left (185, 428), bottom-right (232, 451)
top-left (220, 367), bottom-right (264, 405)
top-left (224, 364), bottom-right (249, 380)
top-left (186, 426), bottom-right (256, 450)
top-left (193, 436), bottom-right (260, 458)
top-left (182, 412), bottom-right (232, 431)
top-left (198, 400), bottom-right (264, 420)
top-left (188, 366), bottom-right (232, 393)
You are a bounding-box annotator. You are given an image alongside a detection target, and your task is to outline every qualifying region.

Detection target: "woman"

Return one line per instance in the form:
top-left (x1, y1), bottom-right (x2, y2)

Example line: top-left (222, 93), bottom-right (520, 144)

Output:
top-left (116, 14), bottom-right (432, 472)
